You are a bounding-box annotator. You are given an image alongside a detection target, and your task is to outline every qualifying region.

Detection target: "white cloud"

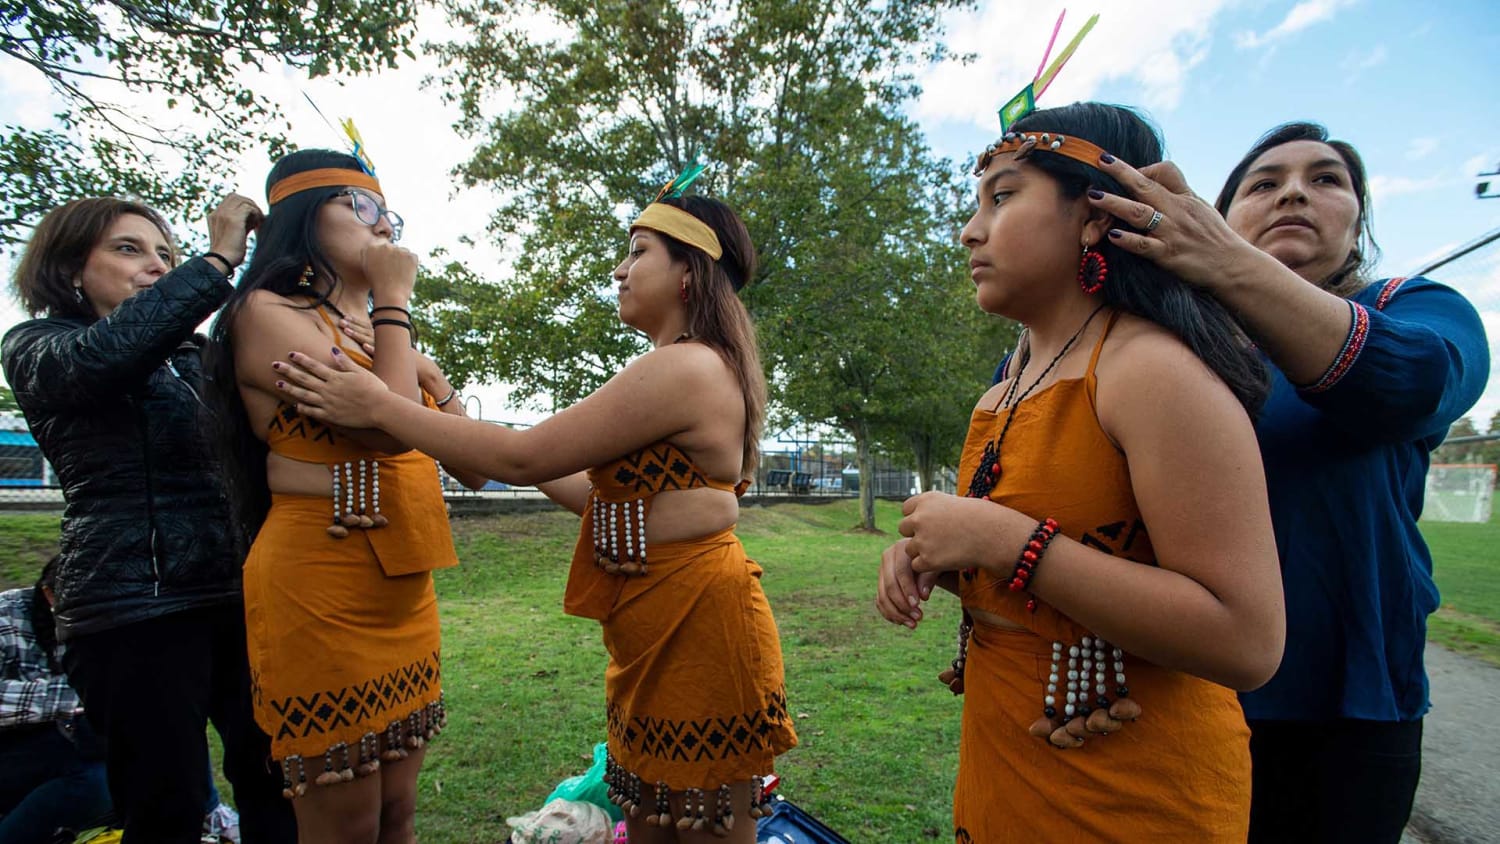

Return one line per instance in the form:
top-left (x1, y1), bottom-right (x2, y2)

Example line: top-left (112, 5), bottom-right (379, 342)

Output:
top-left (1368, 173), bottom-right (1450, 206)
top-left (913, 1), bottom-right (1231, 131)
top-left (1339, 43), bottom-right (1388, 78)
top-left (1235, 0), bottom-right (1360, 49)
top-left (1405, 137), bottom-right (1440, 161)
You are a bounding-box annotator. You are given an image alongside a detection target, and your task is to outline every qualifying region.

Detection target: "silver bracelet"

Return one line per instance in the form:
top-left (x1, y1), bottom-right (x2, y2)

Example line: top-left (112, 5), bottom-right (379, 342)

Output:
top-left (435, 388), bottom-right (458, 408)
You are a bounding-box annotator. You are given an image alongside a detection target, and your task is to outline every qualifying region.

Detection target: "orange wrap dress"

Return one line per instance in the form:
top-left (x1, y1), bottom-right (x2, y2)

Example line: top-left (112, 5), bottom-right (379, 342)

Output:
top-left (950, 314), bottom-right (1251, 842)
top-left (243, 315), bottom-right (458, 798)
top-left (564, 443), bottom-right (797, 831)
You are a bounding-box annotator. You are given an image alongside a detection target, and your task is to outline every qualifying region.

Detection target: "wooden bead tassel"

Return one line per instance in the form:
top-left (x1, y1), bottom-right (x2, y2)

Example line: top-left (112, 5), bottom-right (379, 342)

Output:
top-left (326, 459), bottom-right (389, 537)
top-left (593, 495), bottom-right (652, 576)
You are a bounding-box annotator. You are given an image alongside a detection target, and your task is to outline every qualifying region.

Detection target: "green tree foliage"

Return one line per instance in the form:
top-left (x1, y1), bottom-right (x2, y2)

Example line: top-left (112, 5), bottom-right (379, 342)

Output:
top-left (426, 0), bottom-right (1002, 528)
top-left (1, 0), bottom-right (422, 247)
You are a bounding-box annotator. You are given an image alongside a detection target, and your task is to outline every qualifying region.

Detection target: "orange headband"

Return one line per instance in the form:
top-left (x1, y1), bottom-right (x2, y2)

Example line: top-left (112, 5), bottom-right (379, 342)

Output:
top-left (268, 168), bottom-right (384, 205)
top-left (972, 131), bottom-right (1111, 177)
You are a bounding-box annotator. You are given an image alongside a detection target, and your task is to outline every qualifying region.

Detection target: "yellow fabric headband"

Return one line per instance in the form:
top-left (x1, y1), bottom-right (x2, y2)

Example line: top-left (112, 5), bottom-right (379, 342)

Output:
top-left (630, 203), bottom-right (722, 261)
top-left (268, 168), bottom-right (385, 206)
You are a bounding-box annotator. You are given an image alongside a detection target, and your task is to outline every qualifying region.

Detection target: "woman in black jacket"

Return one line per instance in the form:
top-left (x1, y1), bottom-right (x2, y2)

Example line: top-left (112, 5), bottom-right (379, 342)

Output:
top-left (2, 195), bottom-right (296, 843)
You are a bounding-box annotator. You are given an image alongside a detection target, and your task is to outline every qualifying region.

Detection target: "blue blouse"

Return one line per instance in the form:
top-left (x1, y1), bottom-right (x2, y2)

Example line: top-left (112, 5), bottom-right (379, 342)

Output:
top-left (1240, 276), bottom-right (1490, 722)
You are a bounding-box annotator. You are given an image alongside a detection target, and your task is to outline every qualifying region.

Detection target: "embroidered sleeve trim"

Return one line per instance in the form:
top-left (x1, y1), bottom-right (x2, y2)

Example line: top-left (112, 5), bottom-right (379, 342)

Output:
top-left (1375, 276), bottom-right (1407, 311)
top-left (1303, 300), bottom-right (1369, 394)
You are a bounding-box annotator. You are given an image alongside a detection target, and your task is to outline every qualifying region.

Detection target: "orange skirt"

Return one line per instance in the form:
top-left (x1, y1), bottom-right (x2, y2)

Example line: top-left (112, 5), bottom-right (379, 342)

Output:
top-left (567, 526), bottom-right (797, 802)
top-left (954, 620), bottom-right (1250, 842)
top-left (244, 493), bottom-right (445, 796)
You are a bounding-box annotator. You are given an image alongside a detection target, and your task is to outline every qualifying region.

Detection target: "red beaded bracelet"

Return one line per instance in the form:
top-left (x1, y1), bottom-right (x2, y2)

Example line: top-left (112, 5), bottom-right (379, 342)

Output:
top-left (1009, 517), bottom-right (1059, 612)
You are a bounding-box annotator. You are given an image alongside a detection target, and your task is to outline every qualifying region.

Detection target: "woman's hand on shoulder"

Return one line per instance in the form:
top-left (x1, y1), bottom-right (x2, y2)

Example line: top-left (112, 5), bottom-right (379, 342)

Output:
top-left (274, 349), bottom-right (390, 430)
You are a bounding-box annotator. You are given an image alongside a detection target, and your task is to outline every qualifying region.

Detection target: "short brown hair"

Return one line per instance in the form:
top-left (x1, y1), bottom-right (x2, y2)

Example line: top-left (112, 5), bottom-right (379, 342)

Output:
top-left (12, 198), bottom-right (178, 319)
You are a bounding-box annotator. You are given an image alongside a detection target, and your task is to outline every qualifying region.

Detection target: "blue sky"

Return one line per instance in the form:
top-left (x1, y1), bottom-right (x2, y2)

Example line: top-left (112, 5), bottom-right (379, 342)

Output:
top-left (2, 0), bottom-right (1496, 428)
top-left (912, 0), bottom-right (1499, 426)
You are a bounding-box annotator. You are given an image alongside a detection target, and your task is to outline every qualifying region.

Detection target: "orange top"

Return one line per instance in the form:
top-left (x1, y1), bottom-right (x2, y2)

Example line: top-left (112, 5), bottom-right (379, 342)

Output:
top-left (958, 312), bottom-right (1155, 640)
top-left (565, 442), bottom-right (746, 619)
top-left (264, 305), bottom-right (457, 577)
top-left (587, 442), bottom-right (745, 502)
top-left (949, 311), bottom-right (1251, 841)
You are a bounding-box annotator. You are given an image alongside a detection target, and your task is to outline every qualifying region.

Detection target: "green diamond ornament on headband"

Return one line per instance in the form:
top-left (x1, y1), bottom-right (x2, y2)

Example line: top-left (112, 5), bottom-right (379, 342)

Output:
top-left (998, 10), bottom-right (1100, 132)
top-left (632, 153), bottom-right (722, 260)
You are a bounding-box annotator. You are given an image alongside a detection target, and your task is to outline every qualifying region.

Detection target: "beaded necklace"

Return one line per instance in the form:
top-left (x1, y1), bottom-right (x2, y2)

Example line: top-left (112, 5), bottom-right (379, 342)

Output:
top-left (965, 305), bottom-right (1106, 499)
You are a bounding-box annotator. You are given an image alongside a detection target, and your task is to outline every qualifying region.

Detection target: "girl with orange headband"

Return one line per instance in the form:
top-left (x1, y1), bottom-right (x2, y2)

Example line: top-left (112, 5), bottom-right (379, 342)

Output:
top-left (273, 178), bottom-right (797, 843)
top-left (205, 148), bottom-right (486, 841)
top-left (875, 102), bottom-right (1286, 841)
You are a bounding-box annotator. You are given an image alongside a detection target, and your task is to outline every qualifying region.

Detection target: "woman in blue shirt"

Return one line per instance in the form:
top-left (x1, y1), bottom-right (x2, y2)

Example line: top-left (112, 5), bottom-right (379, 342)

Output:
top-left (1087, 123), bottom-right (1489, 843)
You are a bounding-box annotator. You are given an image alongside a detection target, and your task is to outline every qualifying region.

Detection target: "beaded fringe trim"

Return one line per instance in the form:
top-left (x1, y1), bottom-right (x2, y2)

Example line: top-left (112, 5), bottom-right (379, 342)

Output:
top-left (327, 458), bottom-right (389, 538)
top-left (277, 696), bottom-right (446, 798)
top-left (604, 753), bottom-right (774, 837)
top-left (591, 497), bottom-right (648, 576)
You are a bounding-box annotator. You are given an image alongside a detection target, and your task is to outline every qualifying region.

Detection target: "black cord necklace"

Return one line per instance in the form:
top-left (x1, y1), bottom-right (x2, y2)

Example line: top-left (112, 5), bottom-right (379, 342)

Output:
top-left (965, 304), bottom-right (1107, 499)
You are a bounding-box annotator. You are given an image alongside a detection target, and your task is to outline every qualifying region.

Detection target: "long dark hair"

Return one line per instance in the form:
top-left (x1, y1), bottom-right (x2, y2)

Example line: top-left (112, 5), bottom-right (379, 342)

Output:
top-left (1214, 121), bottom-right (1377, 298)
top-left (31, 556), bottom-right (61, 673)
top-left (12, 198), bottom-right (177, 319)
top-left (204, 149), bottom-right (367, 550)
top-left (1010, 102), bottom-right (1269, 415)
top-left (652, 196), bottom-right (766, 476)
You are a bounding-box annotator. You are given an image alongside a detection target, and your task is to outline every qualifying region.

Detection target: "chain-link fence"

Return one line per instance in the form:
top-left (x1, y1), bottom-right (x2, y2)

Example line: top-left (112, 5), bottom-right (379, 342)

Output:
top-left (0, 413), bottom-right (933, 507)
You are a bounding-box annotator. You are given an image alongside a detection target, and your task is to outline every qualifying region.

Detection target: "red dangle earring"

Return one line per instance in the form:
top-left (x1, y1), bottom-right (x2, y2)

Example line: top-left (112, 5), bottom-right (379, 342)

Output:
top-left (679, 279), bottom-right (689, 303)
top-left (1078, 244), bottom-right (1107, 294)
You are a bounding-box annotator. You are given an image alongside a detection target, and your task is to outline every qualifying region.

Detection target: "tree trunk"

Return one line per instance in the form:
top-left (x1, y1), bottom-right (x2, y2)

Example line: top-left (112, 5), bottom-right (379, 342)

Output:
top-left (855, 420), bottom-right (876, 531)
top-left (912, 434), bottom-right (935, 494)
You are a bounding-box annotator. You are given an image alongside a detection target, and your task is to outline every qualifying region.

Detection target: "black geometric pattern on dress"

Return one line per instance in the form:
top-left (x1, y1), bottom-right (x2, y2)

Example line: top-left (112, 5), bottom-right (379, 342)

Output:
top-left (609, 444), bottom-right (710, 495)
top-left (607, 688), bottom-right (791, 763)
top-left (260, 651), bottom-right (441, 741)
top-left (266, 403), bottom-right (337, 445)
top-left (1080, 518), bottom-right (1152, 564)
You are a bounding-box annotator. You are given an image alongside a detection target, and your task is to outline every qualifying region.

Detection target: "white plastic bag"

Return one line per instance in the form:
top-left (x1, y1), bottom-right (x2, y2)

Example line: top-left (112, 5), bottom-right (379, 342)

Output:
top-left (506, 798), bottom-right (612, 844)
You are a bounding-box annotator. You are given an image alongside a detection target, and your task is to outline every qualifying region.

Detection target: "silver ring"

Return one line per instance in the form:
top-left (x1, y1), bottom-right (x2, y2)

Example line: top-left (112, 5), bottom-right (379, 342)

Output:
top-left (1144, 209), bottom-right (1164, 232)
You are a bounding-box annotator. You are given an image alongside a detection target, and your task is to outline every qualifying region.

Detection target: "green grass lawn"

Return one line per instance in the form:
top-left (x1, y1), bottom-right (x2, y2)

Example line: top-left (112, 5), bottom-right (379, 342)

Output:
top-left (1420, 504), bottom-right (1500, 667)
top-left (1, 497), bottom-right (1495, 841)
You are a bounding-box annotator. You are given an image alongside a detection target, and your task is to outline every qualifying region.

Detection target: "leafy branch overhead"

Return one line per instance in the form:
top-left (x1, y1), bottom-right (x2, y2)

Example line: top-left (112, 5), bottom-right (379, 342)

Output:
top-left (425, 0), bottom-right (1011, 528)
top-left (0, 0), bottom-right (422, 246)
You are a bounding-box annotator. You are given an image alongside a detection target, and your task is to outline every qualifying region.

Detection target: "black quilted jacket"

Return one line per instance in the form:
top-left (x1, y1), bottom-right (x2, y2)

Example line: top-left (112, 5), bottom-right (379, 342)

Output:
top-left (2, 257), bottom-right (240, 640)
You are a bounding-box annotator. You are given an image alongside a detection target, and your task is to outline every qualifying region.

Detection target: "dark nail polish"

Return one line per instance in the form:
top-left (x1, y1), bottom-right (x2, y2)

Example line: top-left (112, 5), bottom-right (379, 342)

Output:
top-left (331, 347), bottom-right (342, 356)
top-left (1088, 189), bottom-right (1104, 200)
top-left (271, 362), bottom-right (281, 370)
top-left (1108, 229), bottom-right (1124, 239)
top-left (1100, 153), bottom-right (1115, 164)
top-left (276, 380), bottom-right (285, 388)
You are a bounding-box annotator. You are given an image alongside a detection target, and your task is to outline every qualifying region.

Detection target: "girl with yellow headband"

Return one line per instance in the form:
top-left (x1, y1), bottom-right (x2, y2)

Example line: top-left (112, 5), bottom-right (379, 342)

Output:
top-left (274, 184), bottom-right (798, 842)
top-left (205, 148), bottom-right (487, 841)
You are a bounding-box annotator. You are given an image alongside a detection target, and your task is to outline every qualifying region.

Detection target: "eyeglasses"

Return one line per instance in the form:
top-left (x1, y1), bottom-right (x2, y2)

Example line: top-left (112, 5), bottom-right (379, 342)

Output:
top-left (334, 189), bottom-right (404, 242)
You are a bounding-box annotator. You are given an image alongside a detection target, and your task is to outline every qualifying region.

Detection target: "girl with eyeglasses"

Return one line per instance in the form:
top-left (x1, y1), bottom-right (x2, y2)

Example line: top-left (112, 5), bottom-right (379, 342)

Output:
top-left (205, 148), bottom-right (486, 842)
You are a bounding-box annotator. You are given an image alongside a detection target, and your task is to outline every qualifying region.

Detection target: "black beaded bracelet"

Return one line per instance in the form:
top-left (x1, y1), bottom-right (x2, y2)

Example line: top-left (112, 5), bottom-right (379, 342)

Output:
top-left (369, 305), bottom-right (412, 319)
